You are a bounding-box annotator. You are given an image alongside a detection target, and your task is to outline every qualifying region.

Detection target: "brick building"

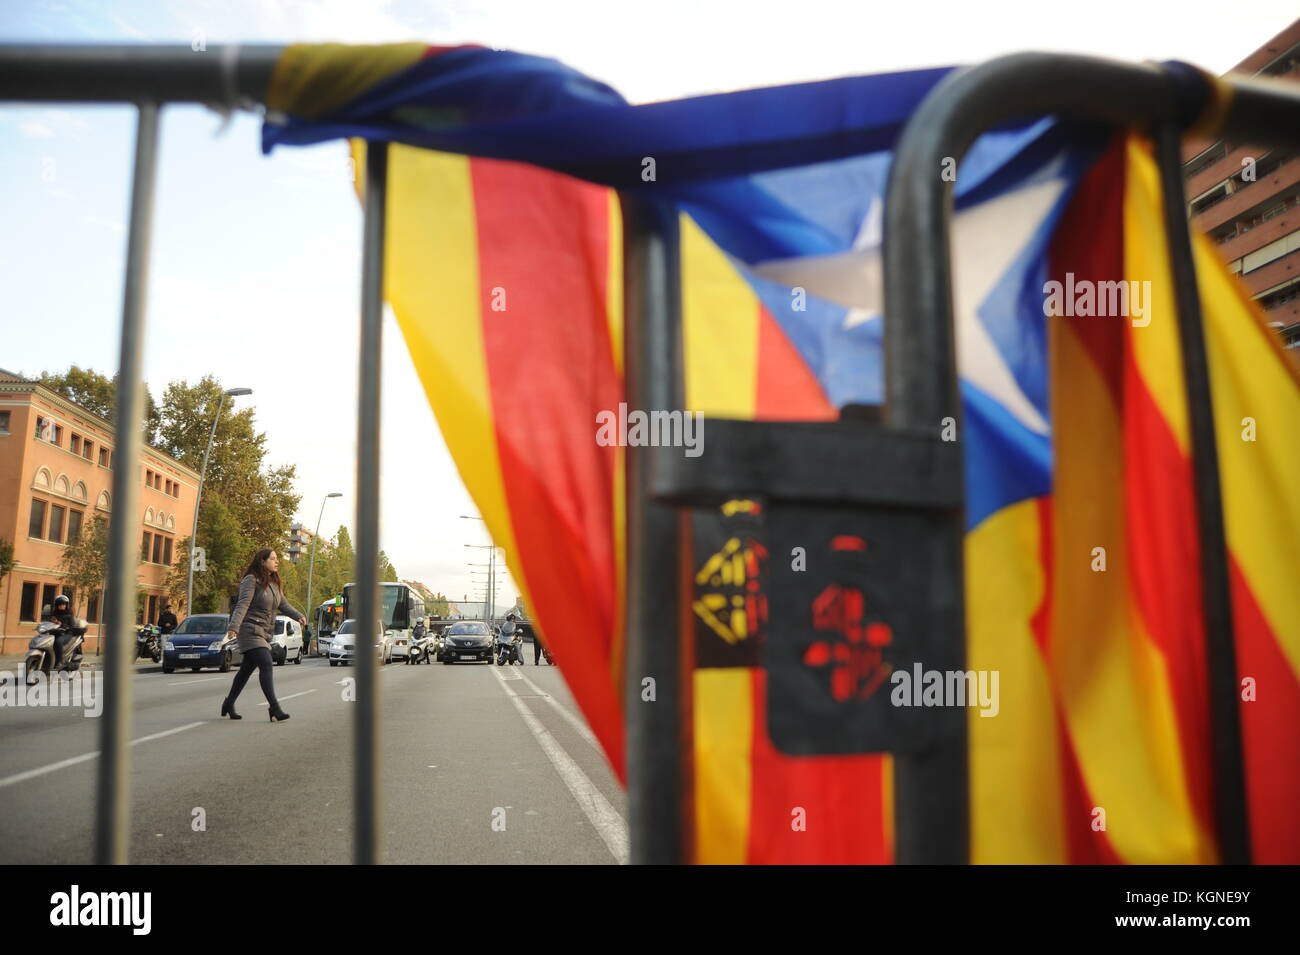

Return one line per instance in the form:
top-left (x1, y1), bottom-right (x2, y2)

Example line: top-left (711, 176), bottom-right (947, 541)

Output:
top-left (0, 369), bottom-right (199, 652)
top-left (1184, 18), bottom-right (1300, 347)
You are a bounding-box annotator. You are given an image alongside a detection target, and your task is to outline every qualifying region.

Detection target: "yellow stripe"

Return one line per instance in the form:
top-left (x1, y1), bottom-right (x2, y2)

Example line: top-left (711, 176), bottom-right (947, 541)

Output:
top-left (693, 669), bottom-right (753, 864)
top-left (1197, 226), bottom-right (1300, 679)
top-left (966, 498), bottom-right (1066, 863)
top-left (681, 214), bottom-right (758, 418)
top-left (606, 191), bottom-right (627, 691)
top-left (362, 143), bottom-right (526, 620)
top-left (1124, 137), bottom-right (1190, 454)
top-left (1051, 313), bottom-right (1215, 863)
top-left (269, 43), bottom-right (428, 118)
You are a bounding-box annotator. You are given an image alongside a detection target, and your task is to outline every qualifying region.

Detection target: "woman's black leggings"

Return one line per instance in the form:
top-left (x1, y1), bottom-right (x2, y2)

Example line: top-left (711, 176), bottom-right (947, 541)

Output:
top-left (225, 647), bottom-right (277, 708)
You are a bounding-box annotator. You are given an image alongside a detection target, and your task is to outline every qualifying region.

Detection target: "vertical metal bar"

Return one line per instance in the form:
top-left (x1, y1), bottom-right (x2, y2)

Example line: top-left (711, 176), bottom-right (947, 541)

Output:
top-left (882, 87), bottom-right (971, 867)
top-left (1153, 122), bottom-right (1251, 864)
top-left (621, 195), bottom-right (686, 864)
top-left (353, 140), bottom-right (387, 866)
top-left (96, 100), bottom-right (160, 866)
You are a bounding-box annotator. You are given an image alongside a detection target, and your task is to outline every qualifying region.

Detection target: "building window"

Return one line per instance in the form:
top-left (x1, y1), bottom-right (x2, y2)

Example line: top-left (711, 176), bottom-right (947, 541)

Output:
top-left (87, 590), bottom-right (100, 624)
top-left (152, 533), bottom-right (162, 564)
top-left (35, 416), bottom-right (50, 441)
top-left (99, 447), bottom-right (110, 467)
top-left (29, 498), bottom-right (46, 539)
top-left (70, 434), bottom-right (81, 455)
top-left (83, 439), bottom-right (93, 460)
top-left (53, 424), bottom-right (63, 446)
top-left (0, 410), bottom-right (9, 434)
top-left (67, 508), bottom-right (83, 543)
top-left (142, 530), bottom-right (152, 561)
top-left (163, 536), bottom-right (173, 566)
top-left (20, 582), bottom-right (38, 622)
top-left (41, 583), bottom-right (57, 618)
top-left (148, 595), bottom-right (158, 625)
top-left (48, 504), bottom-right (66, 543)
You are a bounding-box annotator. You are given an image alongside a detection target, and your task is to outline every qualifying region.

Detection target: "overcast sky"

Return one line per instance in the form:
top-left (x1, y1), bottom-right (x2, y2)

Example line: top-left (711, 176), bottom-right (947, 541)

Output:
top-left (1, 0), bottom-right (1295, 614)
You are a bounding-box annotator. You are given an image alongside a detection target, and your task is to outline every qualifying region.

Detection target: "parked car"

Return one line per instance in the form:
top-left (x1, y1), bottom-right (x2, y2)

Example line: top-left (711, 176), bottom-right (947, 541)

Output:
top-left (328, 618), bottom-right (392, 667)
top-left (271, 615), bottom-right (305, 666)
top-left (163, 614), bottom-right (240, 674)
top-left (441, 621), bottom-right (496, 664)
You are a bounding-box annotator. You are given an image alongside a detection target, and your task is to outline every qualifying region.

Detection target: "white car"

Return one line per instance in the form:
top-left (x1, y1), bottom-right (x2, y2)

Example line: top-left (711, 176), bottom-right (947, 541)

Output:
top-left (328, 619), bottom-right (393, 667)
top-left (271, 615), bottom-right (305, 666)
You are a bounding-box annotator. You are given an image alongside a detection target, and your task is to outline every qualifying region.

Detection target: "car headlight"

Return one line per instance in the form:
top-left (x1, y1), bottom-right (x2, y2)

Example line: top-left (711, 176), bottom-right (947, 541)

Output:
top-left (163, 640), bottom-right (174, 651)
top-left (207, 639), bottom-right (225, 650)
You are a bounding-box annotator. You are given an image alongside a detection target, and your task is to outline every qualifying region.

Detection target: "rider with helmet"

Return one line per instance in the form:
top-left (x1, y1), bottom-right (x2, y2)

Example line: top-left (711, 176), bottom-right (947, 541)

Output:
top-left (45, 594), bottom-right (76, 667)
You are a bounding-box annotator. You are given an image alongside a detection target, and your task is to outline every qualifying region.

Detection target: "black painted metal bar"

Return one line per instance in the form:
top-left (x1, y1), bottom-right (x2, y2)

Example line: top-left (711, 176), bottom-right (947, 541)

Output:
top-left (353, 141), bottom-right (388, 866)
top-left (96, 101), bottom-right (159, 865)
top-left (1153, 121), bottom-right (1251, 865)
top-left (621, 195), bottom-right (686, 865)
top-left (884, 52), bottom-right (1300, 864)
top-left (0, 44), bottom-right (281, 104)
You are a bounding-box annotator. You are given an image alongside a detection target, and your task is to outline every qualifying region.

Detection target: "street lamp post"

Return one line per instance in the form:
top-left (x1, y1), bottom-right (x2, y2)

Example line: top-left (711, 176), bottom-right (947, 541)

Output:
top-left (185, 386), bottom-right (251, 616)
top-left (305, 491), bottom-right (343, 656)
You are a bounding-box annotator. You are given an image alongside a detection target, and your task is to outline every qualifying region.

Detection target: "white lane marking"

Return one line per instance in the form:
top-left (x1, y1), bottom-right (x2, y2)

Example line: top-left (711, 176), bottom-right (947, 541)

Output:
top-left (0, 721), bottom-right (206, 790)
top-left (166, 677), bottom-right (223, 686)
top-left (257, 689), bottom-right (317, 706)
top-left (491, 666), bottom-right (627, 864)
top-left (516, 673), bottom-right (599, 749)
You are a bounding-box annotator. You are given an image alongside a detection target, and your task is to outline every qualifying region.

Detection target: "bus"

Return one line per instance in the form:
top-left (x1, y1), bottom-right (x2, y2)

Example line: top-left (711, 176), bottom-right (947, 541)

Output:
top-left (342, 581), bottom-right (425, 657)
top-left (312, 597), bottom-right (346, 654)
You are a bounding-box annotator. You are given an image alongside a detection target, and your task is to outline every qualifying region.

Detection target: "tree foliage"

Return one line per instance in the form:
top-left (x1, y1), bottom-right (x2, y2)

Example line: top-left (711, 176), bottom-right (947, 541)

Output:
top-left (147, 377), bottom-right (301, 614)
top-left (59, 516), bottom-right (110, 616)
top-left (39, 365), bottom-right (162, 444)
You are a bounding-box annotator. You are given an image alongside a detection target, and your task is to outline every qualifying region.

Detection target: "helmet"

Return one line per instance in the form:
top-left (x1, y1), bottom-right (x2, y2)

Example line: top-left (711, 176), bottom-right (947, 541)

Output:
top-left (53, 594), bottom-right (70, 610)
top-left (417, 617), bottom-right (424, 624)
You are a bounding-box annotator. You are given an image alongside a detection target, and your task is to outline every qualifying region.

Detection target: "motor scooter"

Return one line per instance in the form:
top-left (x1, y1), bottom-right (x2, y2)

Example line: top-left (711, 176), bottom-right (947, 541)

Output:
top-left (25, 618), bottom-right (88, 685)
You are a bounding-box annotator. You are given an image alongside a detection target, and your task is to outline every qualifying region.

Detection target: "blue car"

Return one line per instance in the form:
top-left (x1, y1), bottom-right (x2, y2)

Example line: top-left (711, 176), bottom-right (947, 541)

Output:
top-left (162, 613), bottom-right (242, 674)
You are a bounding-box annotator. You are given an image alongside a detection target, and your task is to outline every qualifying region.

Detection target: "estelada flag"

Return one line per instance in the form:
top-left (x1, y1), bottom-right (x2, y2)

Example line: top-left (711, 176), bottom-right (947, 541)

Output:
top-left (264, 43), bottom-right (1300, 864)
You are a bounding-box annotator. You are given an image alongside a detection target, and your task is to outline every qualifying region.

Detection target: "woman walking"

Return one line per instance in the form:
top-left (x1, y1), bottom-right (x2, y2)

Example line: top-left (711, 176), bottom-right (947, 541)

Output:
top-left (220, 548), bottom-right (306, 722)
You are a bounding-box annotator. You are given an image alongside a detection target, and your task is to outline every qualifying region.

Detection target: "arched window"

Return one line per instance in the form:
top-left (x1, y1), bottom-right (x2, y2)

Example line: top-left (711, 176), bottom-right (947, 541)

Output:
top-left (54, 474), bottom-right (70, 496)
top-left (73, 480), bottom-right (88, 502)
top-left (97, 490), bottom-right (111, 511)
top-left (144, 507), bottom-right (155, 525)
top-left (33, 467), bottom-right (52, 489)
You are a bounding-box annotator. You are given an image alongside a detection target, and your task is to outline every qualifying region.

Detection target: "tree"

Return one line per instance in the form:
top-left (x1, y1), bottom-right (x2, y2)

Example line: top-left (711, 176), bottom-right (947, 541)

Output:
top-left (40, 365), bottom-right (162, 444)
top-left (59, 516), bottom-right (110, 616)
top-left (0, 537), bottom-right (14, 627)
top-left (156, 377), bottom-right (302, 613)
top-left (377, 550), bottom-right (399, 583)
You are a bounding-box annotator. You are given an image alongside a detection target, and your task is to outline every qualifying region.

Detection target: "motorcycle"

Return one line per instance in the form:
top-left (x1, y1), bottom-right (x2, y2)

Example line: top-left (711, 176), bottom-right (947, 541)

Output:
top-left (495, 626), bottom-right (524, 666)
top-left (135, 623), bottom-right (162, 663)
top-left (407, 627), bottom-right (431, 665)
top-left (25, 618), bottom-right (88, 685)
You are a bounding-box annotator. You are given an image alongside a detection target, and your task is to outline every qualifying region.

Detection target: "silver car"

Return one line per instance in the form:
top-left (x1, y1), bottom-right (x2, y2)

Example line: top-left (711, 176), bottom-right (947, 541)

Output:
top-left (328, 618), bottom-right (393, 667)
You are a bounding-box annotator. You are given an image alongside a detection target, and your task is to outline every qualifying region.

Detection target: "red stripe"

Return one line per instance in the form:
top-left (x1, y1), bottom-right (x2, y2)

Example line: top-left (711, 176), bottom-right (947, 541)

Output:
top-left (1120, 338), bottom-right (1217, 848)
top-left (469, 157), bottom-right (626, 780)
top-left (1230, 558), bottom-right (1300, 863)
top-left (1032, 498), bottom-right (1123, 863)
top-left (754, 304), bottom-right (837, 420)
top-left (745, 669), bottom-right (890, 864)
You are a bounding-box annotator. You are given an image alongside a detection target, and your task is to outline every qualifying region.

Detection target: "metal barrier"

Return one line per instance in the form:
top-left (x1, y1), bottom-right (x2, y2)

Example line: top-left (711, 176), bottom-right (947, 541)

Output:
top-left (2, 45), bottom-right (1298, 865)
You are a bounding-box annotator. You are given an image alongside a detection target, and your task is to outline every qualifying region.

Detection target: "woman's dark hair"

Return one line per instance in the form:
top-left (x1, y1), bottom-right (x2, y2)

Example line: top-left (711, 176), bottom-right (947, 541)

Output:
top-left (244, 548), bottom-right (282, 590)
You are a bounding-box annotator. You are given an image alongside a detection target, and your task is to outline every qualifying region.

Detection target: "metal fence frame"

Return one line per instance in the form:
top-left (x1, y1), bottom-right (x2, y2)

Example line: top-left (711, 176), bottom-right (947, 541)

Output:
top-left (2, 45), bottom-right (1297, 865)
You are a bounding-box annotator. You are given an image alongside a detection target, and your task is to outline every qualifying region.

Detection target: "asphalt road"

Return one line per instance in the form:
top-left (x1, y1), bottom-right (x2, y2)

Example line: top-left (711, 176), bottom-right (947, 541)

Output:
top-left (0, 654), bottom-right (626, 864)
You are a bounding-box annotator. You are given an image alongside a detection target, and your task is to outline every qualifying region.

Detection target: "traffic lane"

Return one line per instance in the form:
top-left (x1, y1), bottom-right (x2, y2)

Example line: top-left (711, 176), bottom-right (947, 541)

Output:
top-left (0, 661), bottom-right (353, 865)
top-left (0, 657), bottom-right (337, 782)
top-left (0, 657), bottom-right (624, 863)
top-left (383, 661), bottom-right (623, 864)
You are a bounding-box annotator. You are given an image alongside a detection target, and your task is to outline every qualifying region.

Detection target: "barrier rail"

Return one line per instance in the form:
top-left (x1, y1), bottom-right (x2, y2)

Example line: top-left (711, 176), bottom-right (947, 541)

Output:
top-left (2, 44), bottom-right (1297, 865)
